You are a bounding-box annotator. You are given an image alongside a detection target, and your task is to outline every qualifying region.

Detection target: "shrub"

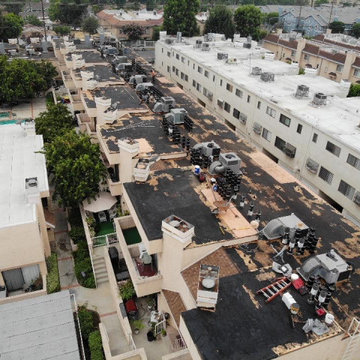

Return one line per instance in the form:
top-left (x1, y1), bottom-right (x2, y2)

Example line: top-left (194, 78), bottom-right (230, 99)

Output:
top-left (69, 207), bottom-right (83, 227)
top-left (89, 330), bottom-right (104, 360)
top-left (119, 279), bottom-right (135, 301)
top-left (69, 225), bottom-right (86, 244)
top-left (46, 253), bottom-right (60, 293)
top-left (73, 240), bottom-right (96, 288)
top-left (78, 307), bottom-right (96, 340)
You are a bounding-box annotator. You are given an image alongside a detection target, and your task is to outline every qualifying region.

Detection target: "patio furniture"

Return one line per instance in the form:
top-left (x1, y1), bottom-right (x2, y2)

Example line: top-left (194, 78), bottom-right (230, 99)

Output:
top-left (98, 211), bottom-right (107, 223)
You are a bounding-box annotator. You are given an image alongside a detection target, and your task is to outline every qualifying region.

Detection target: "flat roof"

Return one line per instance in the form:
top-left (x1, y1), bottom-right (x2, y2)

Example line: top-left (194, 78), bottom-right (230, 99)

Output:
top-left (83, 86), bottom-right (147, 111)
top-left (100, 114), bottom-right (184, 154)
top-left (74, 65), bottom-right (122, 83)
top-left (160, 39), bottom-right (360, 152)
top-left (66, 51), bottom-right (105, 64)
top-left (0, 124), bottom-right (48, 228)
top-left (0, 291), bottom-right (80, 360)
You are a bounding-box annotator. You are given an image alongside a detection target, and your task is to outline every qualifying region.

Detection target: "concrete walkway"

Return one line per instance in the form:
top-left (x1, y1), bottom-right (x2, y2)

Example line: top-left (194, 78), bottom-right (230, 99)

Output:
top-left (52, 207), bottom-right (130, 356)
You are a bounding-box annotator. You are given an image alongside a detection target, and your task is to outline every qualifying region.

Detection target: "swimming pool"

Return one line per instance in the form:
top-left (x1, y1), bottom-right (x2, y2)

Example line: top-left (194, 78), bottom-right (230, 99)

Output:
top-left (0, 120), bottom-right (17, 125)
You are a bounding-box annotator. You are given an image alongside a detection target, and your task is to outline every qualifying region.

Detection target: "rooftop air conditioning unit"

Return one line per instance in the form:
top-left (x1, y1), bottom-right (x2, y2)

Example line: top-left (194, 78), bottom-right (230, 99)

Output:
top-left (313, 92), bottom-right (327, 106)
top-left (253, 122), bottom-right (262, 135)
top-left (202, 43), bottom-right (210, 51)
top-left (252, 67), bottom-right (262, 76)
top-left (260, 72), bottom-right (275, 82)
top-left (226, 57), bottom-right (237, 64)
top-left (217, 52), bottom-right (228, 60)
top-left (195, 40), bottom-right (203, 49)
top-left (353, 192), bottom-right (360, 206)
top-left (295, 84), bottom-right (309, 98)
top-left (165, 39), bottom-right (174, 45)
top-left (306, 158), bottom-right (319, 173)
top-left (219, 152), bottom-right (242, 174)
top-left (203, 34), bottom-right (209, 42)
top-left (243, 42), bottom-right (251, 49)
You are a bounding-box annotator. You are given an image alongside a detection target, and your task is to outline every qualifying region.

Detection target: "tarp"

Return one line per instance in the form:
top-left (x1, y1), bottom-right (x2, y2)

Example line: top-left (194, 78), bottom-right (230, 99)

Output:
top-left (83, 192), bottom-right (117, 213)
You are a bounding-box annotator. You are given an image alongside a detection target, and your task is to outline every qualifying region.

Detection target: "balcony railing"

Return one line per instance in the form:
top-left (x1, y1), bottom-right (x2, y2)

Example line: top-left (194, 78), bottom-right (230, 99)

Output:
top-left (92, 232), bottom-right (118, 248)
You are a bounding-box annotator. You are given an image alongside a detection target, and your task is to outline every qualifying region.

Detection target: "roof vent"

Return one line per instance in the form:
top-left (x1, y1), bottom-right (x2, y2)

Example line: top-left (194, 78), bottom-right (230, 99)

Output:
top-left (25, 177), bottom-right (38, 190)
top-left (252, 66), bottom-right (262, 76)
top-left (260, 72), bottom-right (275, 82)
top-left (217, 52), bottom-right (228, 60)
top-left (295, 84), bottom-right (309, 98)
top-left (312, 92), bottom-right (327, 106)
top-left (243, 42), bottom-right (251, 49)
top-left (195, 40), bottom-right (202, 49)
top-left (165, 38), bottom-right (173, 45)
top-left (201, 42), bottom-right (210, 51)
top-left (196, 264), bottom-right (220, 311)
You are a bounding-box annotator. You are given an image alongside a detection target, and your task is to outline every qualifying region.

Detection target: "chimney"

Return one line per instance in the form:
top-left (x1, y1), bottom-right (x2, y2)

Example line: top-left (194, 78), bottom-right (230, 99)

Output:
top-left (159, 31), bottom-right (167, 41)
top-left (95, 96), bottom-right (111, 127)
top-left (41, 40), bottom-right (48, 53)
top-left (25, 177), bottom-right (40, 204)
top-left (295, 38), bottom-right (306, 63)
top-left (338, 79), bottom-right (351, 98)
top-left (343, 51), bottom-right (357, 82)
top-left (161, 215), bottom-right (195, 246)
top-left (118, 138), bottom-right (139, 183)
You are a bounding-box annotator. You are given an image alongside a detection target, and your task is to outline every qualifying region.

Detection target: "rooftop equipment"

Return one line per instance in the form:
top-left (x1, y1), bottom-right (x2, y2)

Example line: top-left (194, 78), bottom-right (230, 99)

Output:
top-left (260, 72), bottom-right (275, 82)
top-left (209, 152), bottom-right (242, 175)
top-left (217, 52), bottom-right (228, 60)
top-left (202, 43), bottom-right (210, 51)
top-left (153, 96), bottom-right (175, 113)
top-left (164, 108), bottom-right (187, 125)
top-left (295, 85), bottom-right (310, 98)
top-left (192, 141), bottom-right (221, 158)
top-left (312, 92), bottom-right (327, 106)
top-left (252, 67), bottom-right (262, 76)
top-left (129, 74), bottom-right (147, 85)
top-left (297, 249), bottom-right (353, 284)
top-left (196, 264), bottom-right (220, 311)
top-left (195, 40), bottom-right (202, 49)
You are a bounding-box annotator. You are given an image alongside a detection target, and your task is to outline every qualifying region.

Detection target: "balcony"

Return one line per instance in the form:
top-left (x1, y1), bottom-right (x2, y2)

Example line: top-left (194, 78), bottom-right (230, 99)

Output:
top-left (115, 216), bottom-right (162, 297)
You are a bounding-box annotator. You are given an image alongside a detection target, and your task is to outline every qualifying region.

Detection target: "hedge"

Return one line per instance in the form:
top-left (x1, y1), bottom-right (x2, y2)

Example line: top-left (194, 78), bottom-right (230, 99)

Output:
top-left (69, 225), bottom-right (86, 244)
top-left (46, 253), bottom-right (60, 293)
top-left (73, 240), bottom-right (96, 288)
top-left (89, 330), bottom-right (104, 360)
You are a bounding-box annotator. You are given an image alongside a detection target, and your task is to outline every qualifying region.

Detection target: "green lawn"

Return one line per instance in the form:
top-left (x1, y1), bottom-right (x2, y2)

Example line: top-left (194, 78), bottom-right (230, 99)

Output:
top-left (96, 221), bottom-right (115, 236)
top-left (123, 227), bottom-right (141, 245)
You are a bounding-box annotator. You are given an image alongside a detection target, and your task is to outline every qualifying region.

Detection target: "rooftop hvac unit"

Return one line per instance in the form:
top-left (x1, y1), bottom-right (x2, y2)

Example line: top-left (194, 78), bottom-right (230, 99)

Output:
top-left (353, 192), bottom-right (360, 206)
top-left (202, 43), bottom-right (210, 51)
top-left (295, 84), bottom-right (309, 99)
top-left (260, 72), bottom-right (275, 82)
top-left (193, 141), bottom-right (221, 158)
top-left (243, 42), bottom-right (251, 49)
top-left (217, 52), bottom-right (228, 60)
top-left (203, 34), bottom-right (209, 42)
top-left (313, 92), bottom-right (327, 106)
top-left (219, 152), bottom-right (242, 173)
top-left (165, 38), bottom-right (174, 45)
top-left (195, 40), bottom-right (202, 48)
top-left (305, 158), bottom-right (319, 173)
top-left (252, 67), bottom-right (262, 76)
top-left (196, 264), bottom-right (220, 311)
top-left (226, 57), bottom-right (237, 64)
top-left (165, 108), bottom-right (187, 125)
top-left (253, 122), bottom-right (262, 134)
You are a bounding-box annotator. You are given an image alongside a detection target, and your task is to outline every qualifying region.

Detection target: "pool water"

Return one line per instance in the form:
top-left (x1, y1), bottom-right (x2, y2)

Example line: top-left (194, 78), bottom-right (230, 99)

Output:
top-left (0, 120), bottom-right (17, 125)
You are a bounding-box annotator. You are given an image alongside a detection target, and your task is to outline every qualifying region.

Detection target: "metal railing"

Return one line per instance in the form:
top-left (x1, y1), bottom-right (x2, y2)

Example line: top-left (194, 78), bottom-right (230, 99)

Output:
top-left (92, 232), bottom-right (118, 248)
top-left (70, 293), bottom-right (86, 360)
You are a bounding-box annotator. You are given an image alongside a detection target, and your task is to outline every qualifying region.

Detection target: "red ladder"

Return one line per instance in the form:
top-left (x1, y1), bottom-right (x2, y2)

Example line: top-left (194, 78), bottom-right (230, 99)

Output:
top-left (257, 277), bottom-right (292, 303)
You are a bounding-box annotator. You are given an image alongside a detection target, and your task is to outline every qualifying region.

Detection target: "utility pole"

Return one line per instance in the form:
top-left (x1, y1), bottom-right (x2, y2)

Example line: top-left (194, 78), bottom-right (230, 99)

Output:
top-left (328, 0), bottom-right (335, 29)
top-left (41, 0), bottom-right (47, 41)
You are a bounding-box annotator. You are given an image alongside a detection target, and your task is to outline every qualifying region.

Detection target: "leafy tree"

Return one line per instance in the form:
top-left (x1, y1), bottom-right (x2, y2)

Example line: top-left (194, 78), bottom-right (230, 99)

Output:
top-left (351, 23), bottom-right (360, 39)
top-left (0, 13), bottom-right (24, 41)
top-left (204, 5), bottom-right (235, 39)
top-left (35, 103), bottom-right (74, 143)
top-left (53, 25), bottom-right (72, 35)
top-left (49, 0), bottom-right (88, 26)
top-left (43, 130), bottom-right (107, 207)
top-left (25, 15), bottom-right (43, 27)
top-left (0, 56), bottom-right (56, 104)
top-left (234, 5), bottom-right (263, 40)
top-left (152, 25), bottom-right (161, 41)
top-left (82, 16), bottom-right (99, 34)
top-left (121, 24), bottom-right (145, 40)
top-left (163, 0), bottom-right (200, 37)
top-left (329, 21), bottom-right (345, 34)
top-left (264, 12), bottom-right (279, 26)
top-left (146, 0), bottom-right (156, 11)
top-left (347, 83), bottom-right (360, 97)
top-left (2, 0), bottom-right (25, 14)
top-left (113, 0), bottom-right (126, 7)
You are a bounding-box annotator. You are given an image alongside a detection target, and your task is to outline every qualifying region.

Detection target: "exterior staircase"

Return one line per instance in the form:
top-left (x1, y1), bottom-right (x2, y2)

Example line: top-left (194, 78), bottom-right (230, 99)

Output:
top-left (93, 256), bottom-right (108, 285)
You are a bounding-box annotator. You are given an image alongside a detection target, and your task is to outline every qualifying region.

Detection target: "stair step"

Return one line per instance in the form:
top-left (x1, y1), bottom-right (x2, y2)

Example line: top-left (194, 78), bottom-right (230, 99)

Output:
top-left (97, 278), bottom-right (109, 284)
top-left (96, 274), bottom-right (108, 281)
top-left (93, 257), bottom-right (105, 263)
top-left (95, 268), bottom-right (107, 276)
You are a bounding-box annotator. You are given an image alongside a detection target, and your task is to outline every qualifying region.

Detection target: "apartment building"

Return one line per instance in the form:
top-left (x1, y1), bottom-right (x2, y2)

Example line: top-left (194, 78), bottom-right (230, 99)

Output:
top-left (0, 123), bottom-right (51, 302)
top-left (155, 34), bottom-right (360, 226)
top-left (56, 37), bottom-right (360, 360)
top-left (263, 31), bottom-right (360, 83)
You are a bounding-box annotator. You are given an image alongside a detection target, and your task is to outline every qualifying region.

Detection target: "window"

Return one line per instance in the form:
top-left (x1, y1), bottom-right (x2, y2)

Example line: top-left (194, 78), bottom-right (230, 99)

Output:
top-left (176, 54), bottom-right (179, 60)
top-left (192, 80), bottom-right (196, 87)
top-left (224, 102), bottom-right (231, 113)
top-left (279, 114), bottom-right (291, 127)
top-left (162, 48), bottom-right (164, 53)
top-left (205, 70), bottom-right (209, 78)
top-left (185, 74), bottom-right (188, 82)
top-left (266, 106), bottom-right (276, 118)
top-left (326, 141), bottom-right (341, 157)
top-left (181, 56), bottom-right (185, 63)
top-left (336, 64), bottom-right (344, 72)
top-left (167, 66), bottom-right (170, 73)
top-left (297, 124), bottom-right (303, 134)
top-left (275, 136), bottom-right (286, 151)
top-left (235, 89), bottom-right (243, 98)
top-left (233, 108), bottom-right (240, 119)
top-left (247, 95), bottom-right (251, 103)
top-left (257, 101), bottom-right (261, 109)
top-left (262, 128), bottom-right (272, 142)
top-left (291, 50), bottom-right (296, 56)
top-left (304, 54), bottom-right (309, 60)
top-left (354, 69), bottom-right (360, 77)
top-left (338, 180), bottom-right (355, 199)
top-left (175, 69), bottom-right (179, 76)
top-left (196, 83), bottom-right (202, 92)
top-left (172, 66), bottom-right (175, 72)
top-left (198, 66), bottom-right (203, 74)
top-left (213, 75), bottom-right (216, 82)
top-left (188, 60), bottom-right (190, 66)
top-left (181, 72), bottom-right (184, 80)
top-left (312, 133), bottom-right (318, 143)
top-left (220, 79), bottom-right (223, 86)
top-left (226, 83), bottom-right (233, 92)
top-left (167, 51), bottom-right (171, 57)
top-left (318, 166), bottom-right (334, 184)
top-left (193, 64), bottom-right (195, 70)
top-left (347, 154), bottom-right (360, 170)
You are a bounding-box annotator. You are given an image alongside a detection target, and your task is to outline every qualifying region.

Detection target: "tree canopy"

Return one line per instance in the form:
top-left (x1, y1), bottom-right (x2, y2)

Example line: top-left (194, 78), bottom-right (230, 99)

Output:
top-left (204, 5), bottom-right (235, 39)
top-left (82, 16), bottom-right (99, 35)
top-left (25, 15), bottom-right (43, 27)
top-left (163, 0), bottom-right (200, 37)
top-left (351, 23), bottom-right (360, 39)
top-left (0, 13), bottom-right (24, 41)
top-left (234, 5), bottom-right (263, 40)
top-left (2, 0), bottom-right (25, 14)
top-left (121, 24), bottom-right (144, 41)
top-left (329, 21), bottom-right (345, 34)
top-left (54, 25), bottom-right (72, 35)
top-left (347, 83), bottom-right (360, 98)
top-left (0, 57), bottom-right (57, 104)
top-left (43, 130), bottom-right (107, 207)
top-left (49, 0), bottom-right (88, 26)
top-left (35, 103), bottom-right (74, 144)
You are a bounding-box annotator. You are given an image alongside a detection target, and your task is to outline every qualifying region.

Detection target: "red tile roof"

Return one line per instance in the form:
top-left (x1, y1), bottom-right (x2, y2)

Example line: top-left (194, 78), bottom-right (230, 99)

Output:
top-left (303, 43), bottom-right (320, 55)
top-left (319, 50), bottom-right (346, 64)
top-left (264, 34), bottom-right (280, 44)
top-left (162, 290), bottom-right (186, 326)
top-left (279, 38), bottom-right (298, 50)
top-left (353, 56), bottom-right (360, 68)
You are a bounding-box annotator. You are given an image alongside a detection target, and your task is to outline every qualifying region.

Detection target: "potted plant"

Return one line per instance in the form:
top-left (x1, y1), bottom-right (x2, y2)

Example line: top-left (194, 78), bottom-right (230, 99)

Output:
top-left (161, 329), bottom-right (167, 337)
top-left (132, 320), bottom-right (144, 335)
top-left (119, 280), bottom-right (135, 301)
